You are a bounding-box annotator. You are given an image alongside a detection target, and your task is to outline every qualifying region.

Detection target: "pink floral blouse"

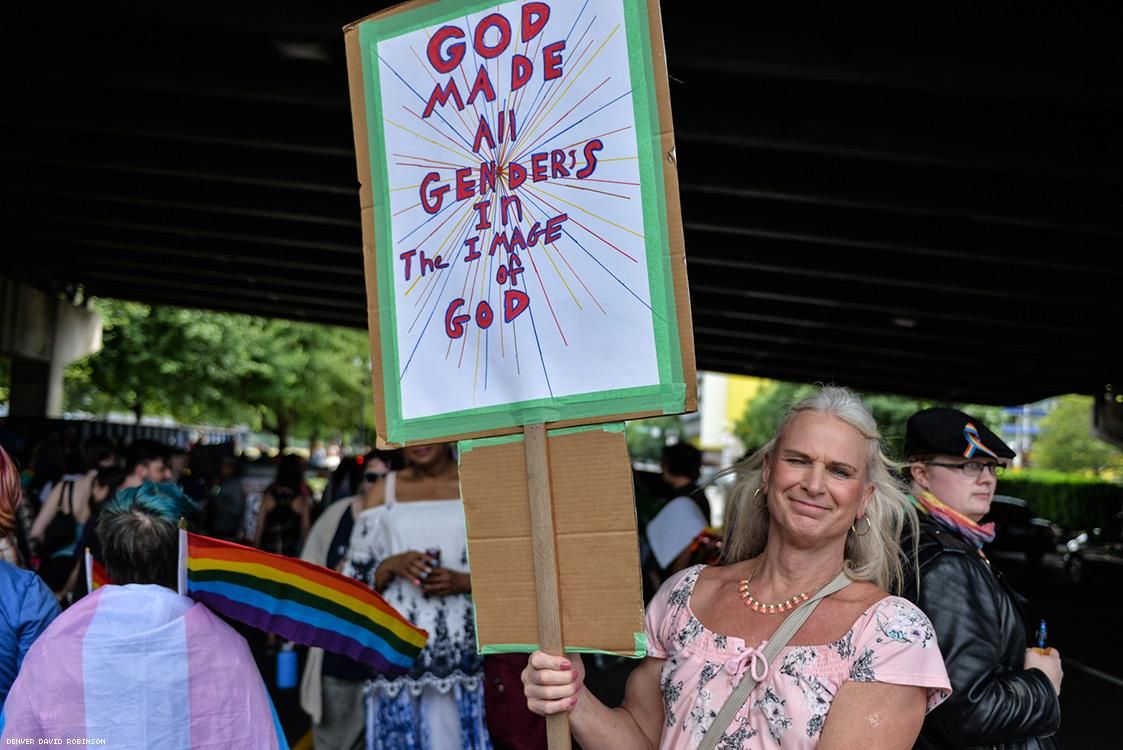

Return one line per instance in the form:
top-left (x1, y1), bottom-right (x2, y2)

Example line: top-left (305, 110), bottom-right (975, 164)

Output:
top-left (645, 566), bottom-right (951, 749)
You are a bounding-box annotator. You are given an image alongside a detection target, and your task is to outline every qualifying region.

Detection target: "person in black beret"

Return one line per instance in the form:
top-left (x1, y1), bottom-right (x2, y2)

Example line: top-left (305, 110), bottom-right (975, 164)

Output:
top-left (902, 407), bottom-right (1062, 750)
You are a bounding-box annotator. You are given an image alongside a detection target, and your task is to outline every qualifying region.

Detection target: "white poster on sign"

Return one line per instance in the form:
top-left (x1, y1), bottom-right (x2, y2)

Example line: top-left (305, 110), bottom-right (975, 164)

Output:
top-left (351, 0), bottom-right (689, 443)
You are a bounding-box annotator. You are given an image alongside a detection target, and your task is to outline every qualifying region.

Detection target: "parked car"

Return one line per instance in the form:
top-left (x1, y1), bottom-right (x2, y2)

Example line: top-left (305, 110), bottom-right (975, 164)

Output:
top-left (982, 495), bottom-right (1059, 567)
top-left (1064, 512), bottom-right (1123, 584)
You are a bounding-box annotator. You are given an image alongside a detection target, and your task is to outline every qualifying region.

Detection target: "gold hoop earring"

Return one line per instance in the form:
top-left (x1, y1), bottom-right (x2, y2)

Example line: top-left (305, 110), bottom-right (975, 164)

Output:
top-left (851, 516), bottom-right (872, 536)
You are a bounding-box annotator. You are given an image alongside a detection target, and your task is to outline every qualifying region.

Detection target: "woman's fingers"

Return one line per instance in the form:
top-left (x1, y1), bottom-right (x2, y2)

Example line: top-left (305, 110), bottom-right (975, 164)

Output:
top-left (527, 665), bottom-right (579, 686)
top-left (523, 668), bottom-right (580, 715)
top-left (522, 650), bottom-right (581, 718)
top-left (421, 569), bottom-right (453, 595)
top-left (527, 681), bottom-right (579, 701)
top-left (398, 551), bottom-right (432, 581)
top-left (527, 694), bottom-right (579, 716)
top-left (528, 650), bottom-right (573, 673)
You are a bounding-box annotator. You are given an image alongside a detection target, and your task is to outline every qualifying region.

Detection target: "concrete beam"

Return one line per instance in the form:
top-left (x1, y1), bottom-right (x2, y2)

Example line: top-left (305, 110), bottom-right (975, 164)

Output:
top-left (1093, 385), bottom-right (1123, 450)
top-left (1, 277), bottom-right (102, 417)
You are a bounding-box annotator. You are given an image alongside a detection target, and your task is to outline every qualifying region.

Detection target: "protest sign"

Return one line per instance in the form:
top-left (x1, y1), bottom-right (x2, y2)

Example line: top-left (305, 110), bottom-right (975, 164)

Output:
top-left (345, 0), bottom-right (693, 447)
top-left (345, 3), bottom-right (689, 743)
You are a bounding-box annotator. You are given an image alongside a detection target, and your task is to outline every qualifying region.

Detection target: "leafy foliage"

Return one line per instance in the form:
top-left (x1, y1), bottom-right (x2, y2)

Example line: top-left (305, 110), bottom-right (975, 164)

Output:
top-left (62, 299), bottom-right (373, 448)
top-left (624, 415), bottom-right (687, 464)
top-left (999, 468), bottom-right (1123, 531)
top-left (731, 381), bottom-right (816, 454)
top-left (1032, 395), bottom-right (1123, 474)
top-left (732, 380), bottom-right (1006, 459)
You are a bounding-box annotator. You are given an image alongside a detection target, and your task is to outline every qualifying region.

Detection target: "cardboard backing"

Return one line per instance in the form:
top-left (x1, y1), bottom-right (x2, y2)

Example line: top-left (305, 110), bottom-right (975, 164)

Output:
top-left (459, 425), bottom-right (644, 655)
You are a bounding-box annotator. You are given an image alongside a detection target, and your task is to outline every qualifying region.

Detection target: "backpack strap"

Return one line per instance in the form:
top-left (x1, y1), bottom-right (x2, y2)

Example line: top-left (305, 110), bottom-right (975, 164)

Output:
top-left (697, 570), bottom-right (853, 750)
top-left (62, 480), bottom-right (75, 515)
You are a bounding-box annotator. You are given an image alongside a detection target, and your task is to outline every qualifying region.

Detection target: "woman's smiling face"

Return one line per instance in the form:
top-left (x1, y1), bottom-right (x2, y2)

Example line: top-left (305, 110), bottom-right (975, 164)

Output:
top-left (762, 411), bottom-right (875, 545)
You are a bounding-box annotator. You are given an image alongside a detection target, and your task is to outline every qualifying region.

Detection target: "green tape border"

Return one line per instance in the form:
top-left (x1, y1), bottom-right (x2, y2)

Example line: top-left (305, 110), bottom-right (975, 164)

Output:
top-left (357, 0), bottom-right (685, 445)
top-left (458, 421), bottom-right (625, 454)
top-left (479, 631), bottom-right (647, 659)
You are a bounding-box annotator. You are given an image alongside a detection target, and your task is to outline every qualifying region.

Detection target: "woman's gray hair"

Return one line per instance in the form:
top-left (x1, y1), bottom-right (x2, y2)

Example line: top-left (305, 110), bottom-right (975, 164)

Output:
top-left (718, 386), bottom-right (917, 592)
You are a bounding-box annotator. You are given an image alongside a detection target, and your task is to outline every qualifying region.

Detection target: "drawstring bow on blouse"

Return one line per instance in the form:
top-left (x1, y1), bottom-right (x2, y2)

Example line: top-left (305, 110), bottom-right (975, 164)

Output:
top-left (724, 642), bottom-right (769, 683)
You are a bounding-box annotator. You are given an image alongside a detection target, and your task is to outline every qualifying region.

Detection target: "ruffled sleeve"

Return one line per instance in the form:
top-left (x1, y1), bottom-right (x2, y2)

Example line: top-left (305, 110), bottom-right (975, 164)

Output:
top-left (644, 565), bottom-right (703, 659)
top-left (848, 596), bottom-right (952, 713)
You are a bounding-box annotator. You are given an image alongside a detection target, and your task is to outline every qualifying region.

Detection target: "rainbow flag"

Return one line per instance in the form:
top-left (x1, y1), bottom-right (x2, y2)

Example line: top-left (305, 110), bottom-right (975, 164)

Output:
top-left (84, 548), bottom-right (110, 590)
top-left (179, 531), bottom-right (426, 673)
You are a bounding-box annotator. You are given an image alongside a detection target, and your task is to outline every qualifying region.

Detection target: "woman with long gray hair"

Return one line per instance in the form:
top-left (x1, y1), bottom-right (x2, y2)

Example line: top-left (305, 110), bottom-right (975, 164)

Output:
top-left (524, 386), bottom-right (952, 749)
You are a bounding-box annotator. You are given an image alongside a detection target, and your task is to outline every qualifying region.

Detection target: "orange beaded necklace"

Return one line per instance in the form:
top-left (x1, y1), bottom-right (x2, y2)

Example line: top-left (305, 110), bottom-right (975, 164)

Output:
top-left (738, 562), bottom-right (843, 615)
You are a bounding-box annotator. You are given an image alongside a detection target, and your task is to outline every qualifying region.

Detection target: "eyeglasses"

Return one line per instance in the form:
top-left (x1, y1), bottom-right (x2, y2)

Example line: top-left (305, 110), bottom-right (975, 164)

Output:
top-left (926, 461), bottom-right (1005, 478)
top-left (364, 472), bottom-right (386, 482)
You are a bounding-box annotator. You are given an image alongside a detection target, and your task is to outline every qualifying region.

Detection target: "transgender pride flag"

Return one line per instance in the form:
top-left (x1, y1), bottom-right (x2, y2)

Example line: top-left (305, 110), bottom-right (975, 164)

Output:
top-left (1, 584), bottom-right (288, 748)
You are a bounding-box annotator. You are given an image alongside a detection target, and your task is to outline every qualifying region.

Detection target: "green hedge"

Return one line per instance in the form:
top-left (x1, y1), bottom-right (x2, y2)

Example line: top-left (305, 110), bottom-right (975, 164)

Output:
top-left (998, 470), bottom-right (1123, 531)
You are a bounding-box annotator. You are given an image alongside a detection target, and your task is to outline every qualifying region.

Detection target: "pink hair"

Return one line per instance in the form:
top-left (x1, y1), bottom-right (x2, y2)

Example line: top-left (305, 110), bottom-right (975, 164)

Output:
top-left (0, 445), bottom-right (21, 537)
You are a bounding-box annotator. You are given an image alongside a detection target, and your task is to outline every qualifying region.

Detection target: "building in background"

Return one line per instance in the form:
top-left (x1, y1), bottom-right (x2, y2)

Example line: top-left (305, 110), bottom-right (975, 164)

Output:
top-left (697, 372), bottom-right (767, 466)
top-left (1001, 402), bottom-right (1050, 468)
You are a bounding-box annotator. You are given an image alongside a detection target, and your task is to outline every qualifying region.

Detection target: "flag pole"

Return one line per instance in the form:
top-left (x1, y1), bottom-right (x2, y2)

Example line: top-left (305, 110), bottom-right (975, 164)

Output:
top-left (177, 520), bottom-right (188, 597)
top-left (523, 423), bottom-right (570, 748)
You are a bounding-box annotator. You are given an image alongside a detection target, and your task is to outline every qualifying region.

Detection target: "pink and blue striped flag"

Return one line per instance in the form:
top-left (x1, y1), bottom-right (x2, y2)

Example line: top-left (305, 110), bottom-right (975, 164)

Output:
top-left (1, 584), bottom-right (288, 748)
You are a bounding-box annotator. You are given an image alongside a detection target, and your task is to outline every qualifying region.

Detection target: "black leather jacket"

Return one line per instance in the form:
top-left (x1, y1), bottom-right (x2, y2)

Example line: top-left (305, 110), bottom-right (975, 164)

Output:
top-left (903, 514), bottom-right (1061, 749)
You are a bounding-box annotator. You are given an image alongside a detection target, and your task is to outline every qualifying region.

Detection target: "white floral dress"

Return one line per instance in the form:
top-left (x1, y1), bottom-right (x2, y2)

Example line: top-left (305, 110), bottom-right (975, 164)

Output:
top-left (645, 565), bottom-right (951, 749)
top-left (343, 473), bottom-right (489, 750)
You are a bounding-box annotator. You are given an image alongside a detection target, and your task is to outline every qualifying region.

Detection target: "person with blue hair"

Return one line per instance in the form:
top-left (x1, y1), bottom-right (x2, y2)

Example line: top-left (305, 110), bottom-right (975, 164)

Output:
top-left (97, 480), bottom-right (198, 589)
top-left (2, 481), bottom-right (290, 748)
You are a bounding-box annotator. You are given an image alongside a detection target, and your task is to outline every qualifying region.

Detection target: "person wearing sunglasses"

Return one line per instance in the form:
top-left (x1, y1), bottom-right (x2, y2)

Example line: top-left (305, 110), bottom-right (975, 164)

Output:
top-left (903, 408), bottom-right (1062, 749)
top-left (299, 449), bottom-right (396, 750)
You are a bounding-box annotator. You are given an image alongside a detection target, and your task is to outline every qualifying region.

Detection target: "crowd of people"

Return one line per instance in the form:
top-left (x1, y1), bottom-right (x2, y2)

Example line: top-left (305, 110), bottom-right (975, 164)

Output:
top-left (0, 387), bottom-right (1064, 749)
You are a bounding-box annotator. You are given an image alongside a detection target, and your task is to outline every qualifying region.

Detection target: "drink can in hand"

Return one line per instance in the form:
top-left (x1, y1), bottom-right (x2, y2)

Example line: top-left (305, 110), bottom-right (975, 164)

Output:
top-left (426, 546), bottom-right (442, 567)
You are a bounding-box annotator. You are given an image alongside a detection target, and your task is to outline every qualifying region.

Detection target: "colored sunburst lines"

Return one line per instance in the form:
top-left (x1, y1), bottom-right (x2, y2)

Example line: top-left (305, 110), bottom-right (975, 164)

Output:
top-left (376, 0), bottom-right (657, 418)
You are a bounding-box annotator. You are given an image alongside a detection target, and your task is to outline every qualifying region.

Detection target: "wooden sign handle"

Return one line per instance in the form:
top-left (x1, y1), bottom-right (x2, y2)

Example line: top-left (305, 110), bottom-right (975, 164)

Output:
top-left (524, 423), bottom-right (571, 749)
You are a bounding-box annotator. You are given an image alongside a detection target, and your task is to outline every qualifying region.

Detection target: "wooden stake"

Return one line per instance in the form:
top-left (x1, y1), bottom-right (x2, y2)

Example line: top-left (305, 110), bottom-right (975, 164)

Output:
top-left (524, 423), bottom-right (570, 749)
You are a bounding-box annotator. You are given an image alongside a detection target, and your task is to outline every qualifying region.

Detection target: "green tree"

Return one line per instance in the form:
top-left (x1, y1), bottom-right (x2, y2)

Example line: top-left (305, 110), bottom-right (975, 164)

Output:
top-left (732, 381), bottom-right (816, 453)
top-left (62, 299), bottom-right (374, 450)
top-left (624, 415), bottom-right (687, 464)
top-left (0, 356), bottom-right (9, 404)
top-left (233, 319), bottom-right (372, 450)
top-left (64, 300), bottom-right (259, 423)
top-left (733, 380), bottom-right (1007, 459)
top-left (1033, 395), bottom-right (1123, 474)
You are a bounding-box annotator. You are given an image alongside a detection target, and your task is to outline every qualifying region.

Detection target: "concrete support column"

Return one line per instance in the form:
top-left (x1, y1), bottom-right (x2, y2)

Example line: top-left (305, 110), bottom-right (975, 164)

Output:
top-left (8, 358), bottom-right (61, 418)
top-left (1093, 384), bottom-right (1123, 450)
top-left (1, 277), bottom-right (102, 418)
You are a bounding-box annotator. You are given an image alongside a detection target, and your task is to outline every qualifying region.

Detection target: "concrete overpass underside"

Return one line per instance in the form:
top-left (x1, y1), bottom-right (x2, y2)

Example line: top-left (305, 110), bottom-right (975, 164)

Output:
top-left (2, 4), bottom-right (1121, 410)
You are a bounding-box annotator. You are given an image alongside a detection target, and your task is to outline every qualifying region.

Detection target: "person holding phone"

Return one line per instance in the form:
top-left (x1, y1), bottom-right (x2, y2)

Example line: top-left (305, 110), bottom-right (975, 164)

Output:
top-left (343, 443), bottom-right (487, 750)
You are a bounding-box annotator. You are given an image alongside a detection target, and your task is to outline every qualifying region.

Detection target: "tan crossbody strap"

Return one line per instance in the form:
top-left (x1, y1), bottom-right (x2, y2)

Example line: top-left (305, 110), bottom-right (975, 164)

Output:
top-left (697, 570), bottom-right (853, 750)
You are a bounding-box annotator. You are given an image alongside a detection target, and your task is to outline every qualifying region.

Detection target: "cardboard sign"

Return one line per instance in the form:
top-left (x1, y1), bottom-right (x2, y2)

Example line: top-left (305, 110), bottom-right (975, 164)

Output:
top-left (459, 424), bottom-right (644, 655)
top-left (345, 0), bottom-right (694, 446)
